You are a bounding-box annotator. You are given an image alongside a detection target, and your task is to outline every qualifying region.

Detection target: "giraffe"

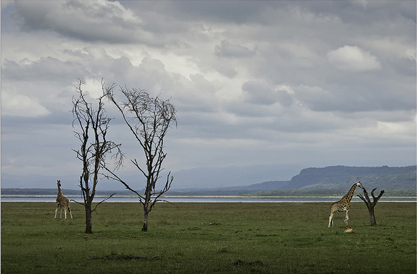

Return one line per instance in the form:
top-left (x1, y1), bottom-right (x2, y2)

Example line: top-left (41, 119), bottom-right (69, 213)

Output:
top-left (328, 181), bottom-right (364, 227)
top-left (54, 180), bottom-right (73, 219)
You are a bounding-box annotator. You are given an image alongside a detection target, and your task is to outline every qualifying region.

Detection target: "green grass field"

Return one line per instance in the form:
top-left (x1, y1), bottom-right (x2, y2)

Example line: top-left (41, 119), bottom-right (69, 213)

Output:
top-left (2, 202), bottom-right (416, 273)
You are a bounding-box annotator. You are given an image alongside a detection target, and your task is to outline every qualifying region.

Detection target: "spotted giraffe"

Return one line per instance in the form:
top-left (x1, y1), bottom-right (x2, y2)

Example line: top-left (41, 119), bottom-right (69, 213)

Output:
top-left (328, 182), bottom-right (364, 227)
top-left (54, 180), bottom-right (73, 219)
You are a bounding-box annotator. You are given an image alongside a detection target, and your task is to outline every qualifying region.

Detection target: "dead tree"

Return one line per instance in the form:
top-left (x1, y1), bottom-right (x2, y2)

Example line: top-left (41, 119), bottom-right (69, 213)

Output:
top-left (72, 80), bottom-right (123, 234)
top-left (357, 187), bottom-right (385, 226)
top-left (104, 84), bottom-right (177, 232)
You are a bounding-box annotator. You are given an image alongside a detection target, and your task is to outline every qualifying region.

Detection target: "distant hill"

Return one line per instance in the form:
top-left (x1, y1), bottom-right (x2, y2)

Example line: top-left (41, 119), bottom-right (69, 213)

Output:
top-left (290, 165), bottom-right (416, 190)
top-left (226, 165), bottom-right (416, 191)
top-left (2, 165), bottom-right (415, 196)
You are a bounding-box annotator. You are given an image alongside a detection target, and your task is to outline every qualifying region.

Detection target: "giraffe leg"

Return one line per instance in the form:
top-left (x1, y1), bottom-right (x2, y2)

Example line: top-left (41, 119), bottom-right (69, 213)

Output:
top-left (64, 208), bottom-right (67, 219)
top-left (328, 213), bottom-right (334, 227)
top-left (60, 208), bottom-right (63, 219)
top-left (344, 210), bottom-right (349, 223)
top-left (68, 207), bottom-right (73, 219)
top-left (54, 207), bottom-right (58, 219)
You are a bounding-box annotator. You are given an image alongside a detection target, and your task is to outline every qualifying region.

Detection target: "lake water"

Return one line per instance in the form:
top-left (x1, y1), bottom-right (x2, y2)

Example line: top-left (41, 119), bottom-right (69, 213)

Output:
top-left (1, 195), bottom-right (415, 203)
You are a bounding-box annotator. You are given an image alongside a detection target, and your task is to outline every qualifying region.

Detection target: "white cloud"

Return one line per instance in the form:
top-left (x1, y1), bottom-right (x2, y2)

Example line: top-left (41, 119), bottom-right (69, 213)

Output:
top-left (82, 78), bottom-right (105, 99)
top-left (327, 45), bottom-right (381, 71)
top-left (2, 91), bottom-right (50, 117)
top-left (376, 120), bottom-right (415, 137)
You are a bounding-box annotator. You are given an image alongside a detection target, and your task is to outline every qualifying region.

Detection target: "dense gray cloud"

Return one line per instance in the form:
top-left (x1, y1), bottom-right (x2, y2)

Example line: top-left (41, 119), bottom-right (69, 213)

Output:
top-left (215, 40), bottom-right (256, 58)
top-left (13, 0), bottom-right (145, 44)
top-left (2, 0), bottom-right (415, 189)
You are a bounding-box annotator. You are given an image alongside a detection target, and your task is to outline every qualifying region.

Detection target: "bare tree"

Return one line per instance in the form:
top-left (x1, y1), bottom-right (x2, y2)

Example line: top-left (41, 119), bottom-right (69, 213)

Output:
top-left (104, 85), bottom-right (177, 232)
top-left (357, 187), bottom-right (385, 226)
top-left (72, 80), bottom-right (123, 234)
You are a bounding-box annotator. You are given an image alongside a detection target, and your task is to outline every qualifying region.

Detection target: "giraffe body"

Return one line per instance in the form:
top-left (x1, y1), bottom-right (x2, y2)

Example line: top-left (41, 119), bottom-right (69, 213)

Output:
top-left (54, 180), bottom-right (73, 219)
top-left (328, 182), bottom-right (363, 227)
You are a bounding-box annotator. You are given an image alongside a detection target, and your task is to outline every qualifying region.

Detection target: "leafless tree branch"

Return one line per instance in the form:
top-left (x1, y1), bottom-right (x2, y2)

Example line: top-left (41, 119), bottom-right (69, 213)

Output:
top-left (92, 193), bottom-right (116, 213)
top-left (104, 84), bottom-right (177, 232)
top-left (72, 79), bottom-right (124, 233)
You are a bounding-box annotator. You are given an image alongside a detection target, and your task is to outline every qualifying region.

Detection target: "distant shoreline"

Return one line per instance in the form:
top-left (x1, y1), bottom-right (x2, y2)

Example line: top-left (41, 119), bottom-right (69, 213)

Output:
top-left (2, 194), bottom-right (415, 203)
top-left (2, 188), bottom-right (416, 196)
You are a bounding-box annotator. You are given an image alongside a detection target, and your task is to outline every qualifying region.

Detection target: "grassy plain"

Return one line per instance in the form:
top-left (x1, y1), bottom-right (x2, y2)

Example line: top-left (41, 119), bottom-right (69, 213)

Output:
top-left (2, 202), bottom-right (416, 274)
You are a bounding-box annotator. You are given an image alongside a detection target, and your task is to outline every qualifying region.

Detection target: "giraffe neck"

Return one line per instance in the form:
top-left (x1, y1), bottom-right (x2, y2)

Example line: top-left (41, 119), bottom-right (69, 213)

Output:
top-left (57, 185), bottom-right (64, 198)
top-left (57, 186), bottom-right (67, 206)
top-left (344, 184), bottom-right (358, 202)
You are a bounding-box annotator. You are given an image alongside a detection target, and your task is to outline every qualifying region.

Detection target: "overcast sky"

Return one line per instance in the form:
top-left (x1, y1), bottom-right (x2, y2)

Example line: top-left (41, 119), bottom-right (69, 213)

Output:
top-left (2, 0), bottom-right (416, 189)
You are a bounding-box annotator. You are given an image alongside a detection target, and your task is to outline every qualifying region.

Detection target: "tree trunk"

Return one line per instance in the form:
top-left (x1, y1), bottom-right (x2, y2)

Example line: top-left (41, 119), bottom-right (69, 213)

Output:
top-left (368, 207), bottom-right (376, 226)
top-left (142, 210), bottom-right (149, 232)
top-left (357, 187), bottom-right (384, 226)
top-left (85, 200), bottom-right (93, 234)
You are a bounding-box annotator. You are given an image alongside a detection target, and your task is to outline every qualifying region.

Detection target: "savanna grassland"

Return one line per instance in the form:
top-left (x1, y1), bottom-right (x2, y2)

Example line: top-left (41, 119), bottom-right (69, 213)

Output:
top-left (2, 202), bottom-right (416, 273)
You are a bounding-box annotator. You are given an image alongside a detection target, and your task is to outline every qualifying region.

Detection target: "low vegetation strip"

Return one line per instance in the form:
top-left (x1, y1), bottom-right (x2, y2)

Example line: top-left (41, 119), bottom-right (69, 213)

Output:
top-left (2, 188), bottom-right (416, 199)
top-left (2, 202), bottom-right (416, 274)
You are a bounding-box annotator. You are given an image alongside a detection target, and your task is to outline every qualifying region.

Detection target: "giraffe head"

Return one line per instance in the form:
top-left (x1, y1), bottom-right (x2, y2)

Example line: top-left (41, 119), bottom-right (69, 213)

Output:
top-left (57, 180), bottom-right (61, 188)
top-left (356, 181), bottom-right (364, 189)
